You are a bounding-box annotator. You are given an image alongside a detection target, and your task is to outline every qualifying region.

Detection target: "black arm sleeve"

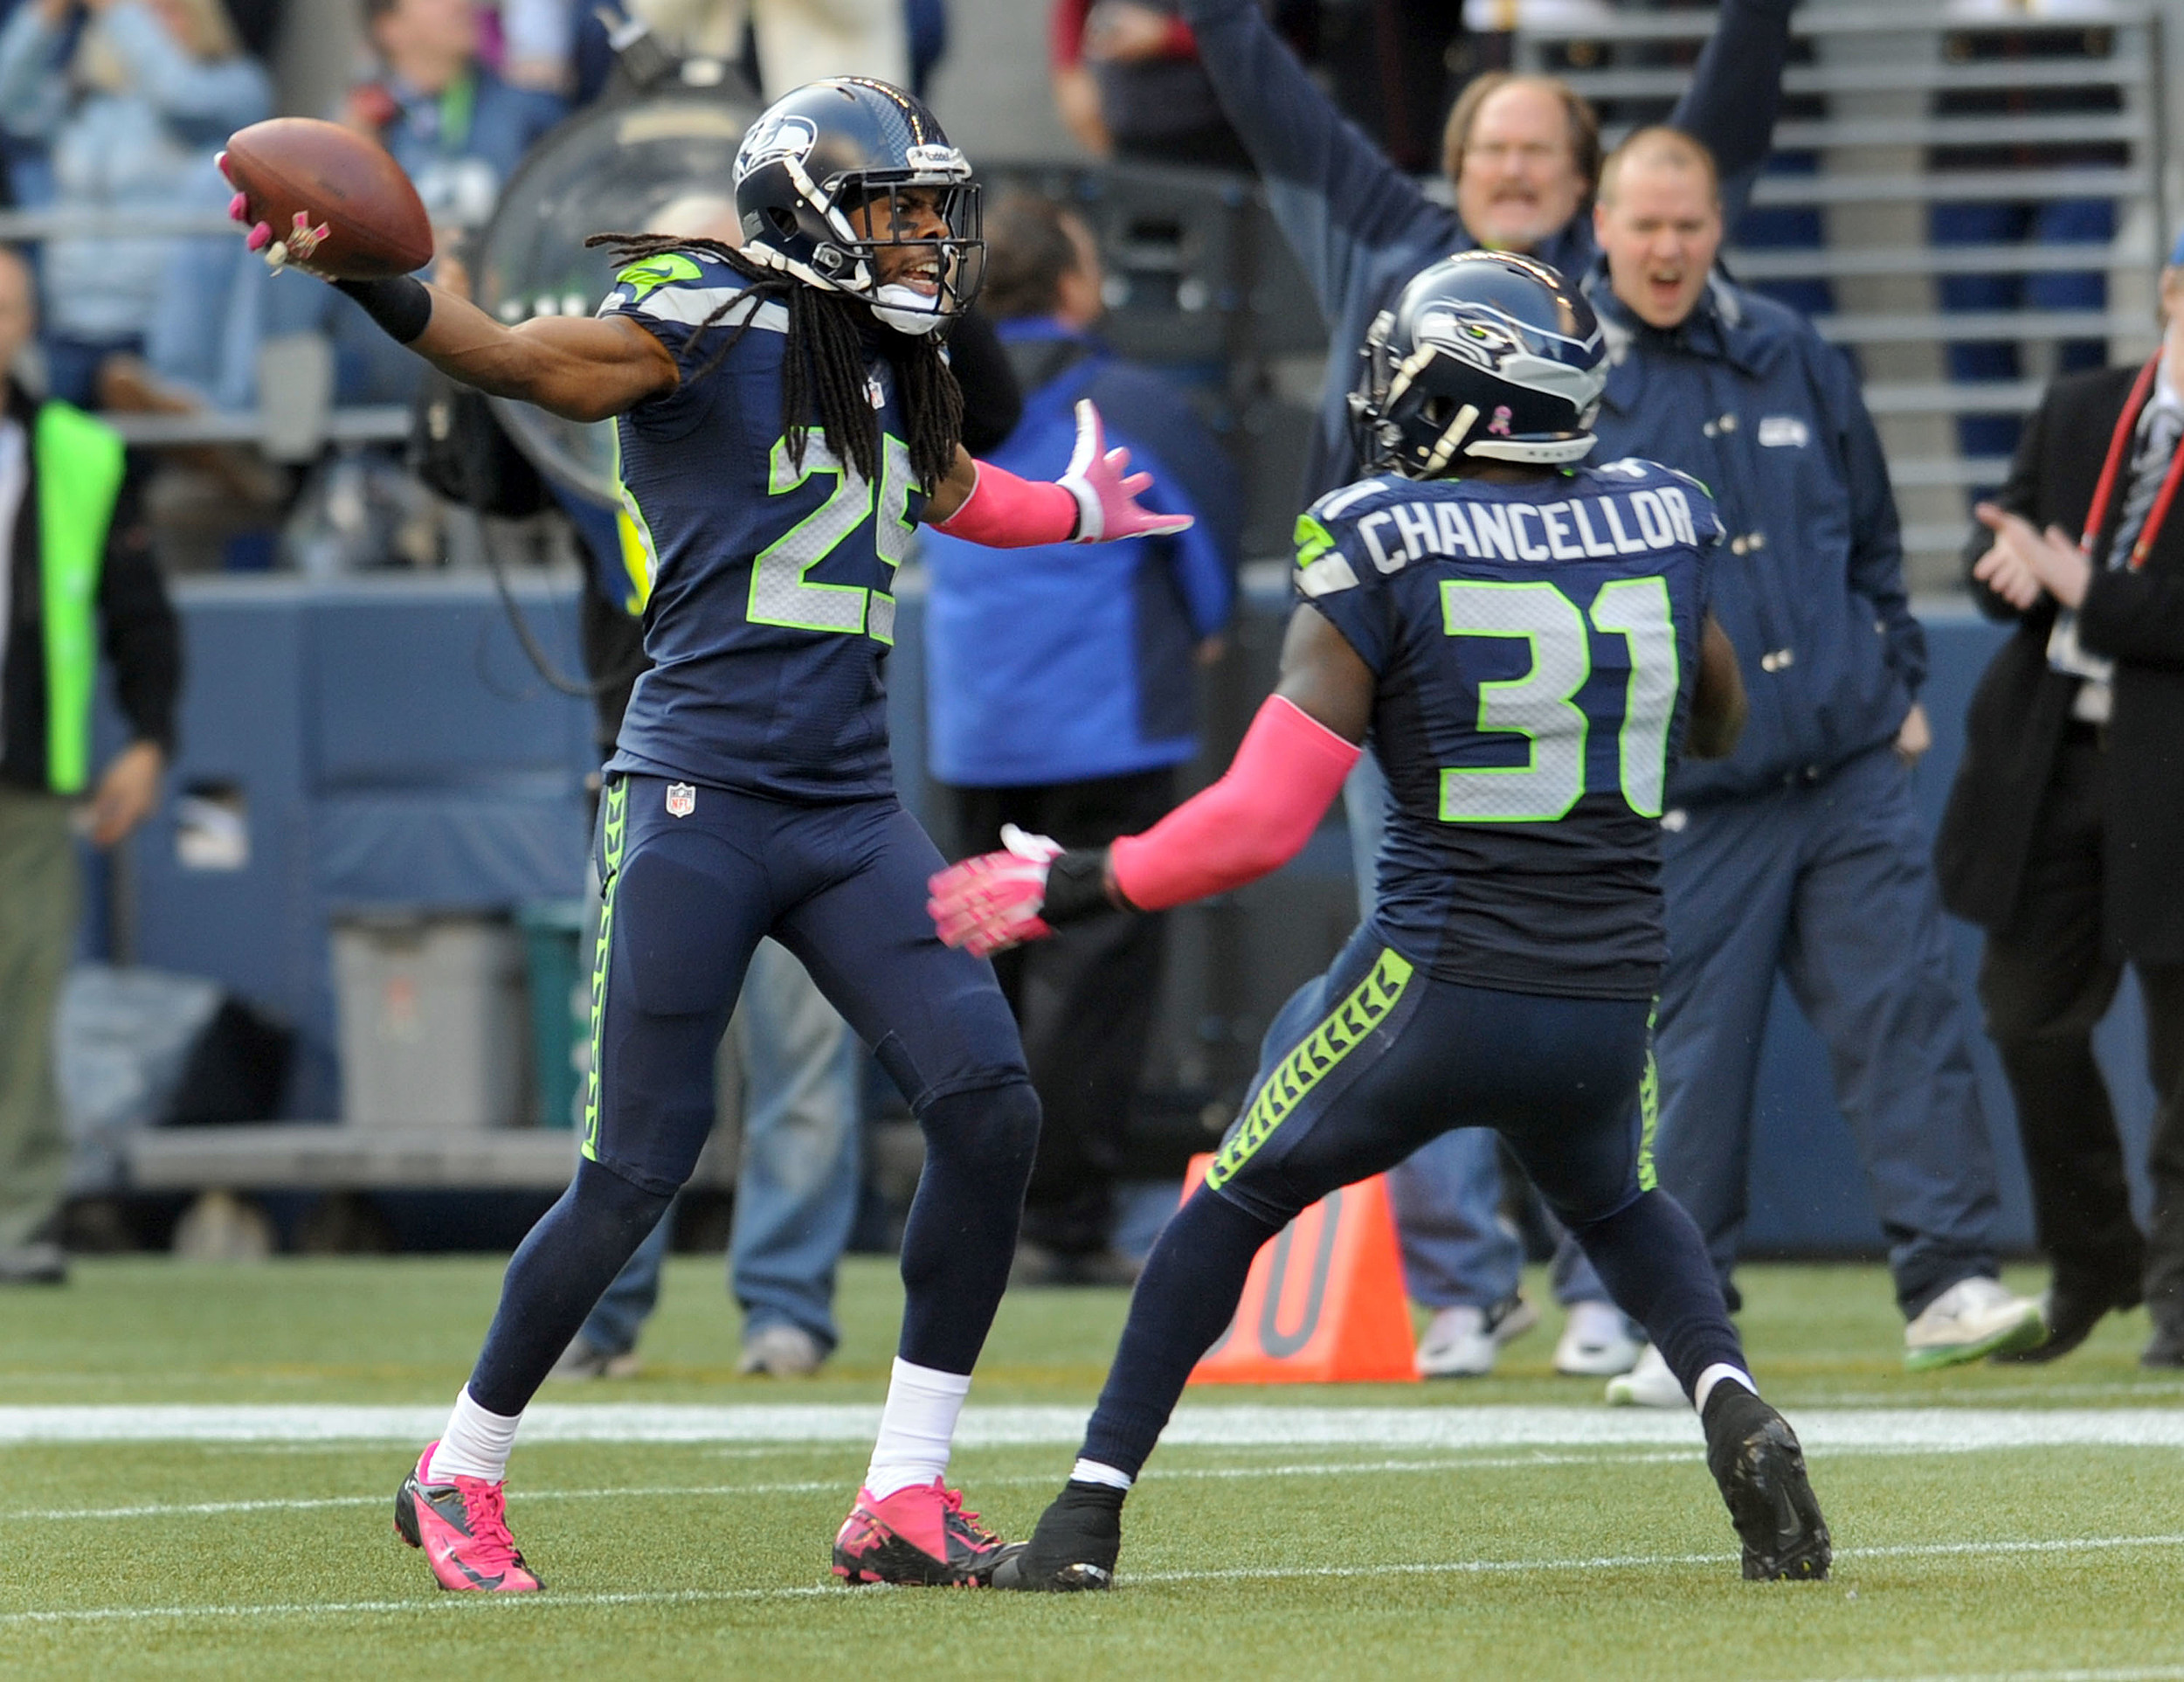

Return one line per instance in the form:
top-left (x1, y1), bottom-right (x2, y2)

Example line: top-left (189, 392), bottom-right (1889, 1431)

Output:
top-left (95, 472), bottom-right (182, 754)
top-left (948, 308), bottom-right (1024, 457)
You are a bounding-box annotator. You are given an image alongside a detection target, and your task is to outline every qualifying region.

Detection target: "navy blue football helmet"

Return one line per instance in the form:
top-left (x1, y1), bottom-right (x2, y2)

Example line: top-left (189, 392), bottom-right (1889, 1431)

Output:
top-left (1348, 251), bottom-right (1606, 475)
top-left (732, 77), bottom-right (984, 331)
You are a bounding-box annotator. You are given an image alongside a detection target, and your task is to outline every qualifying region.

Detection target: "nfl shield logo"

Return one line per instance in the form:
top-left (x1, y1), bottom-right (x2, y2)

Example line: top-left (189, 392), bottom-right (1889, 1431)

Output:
top-left (665, 782), bottom-right (696, 818)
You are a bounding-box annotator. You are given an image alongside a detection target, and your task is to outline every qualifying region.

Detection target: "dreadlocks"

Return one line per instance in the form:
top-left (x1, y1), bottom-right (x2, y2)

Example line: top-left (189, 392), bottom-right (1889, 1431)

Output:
top-left (587, 233), bottom-right (964, 492)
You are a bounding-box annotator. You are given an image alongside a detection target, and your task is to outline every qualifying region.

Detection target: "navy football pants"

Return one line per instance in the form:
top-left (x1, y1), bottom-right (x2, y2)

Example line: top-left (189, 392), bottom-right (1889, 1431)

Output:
top-left (467, 775), bottom-right (1038, 1416)
top-left (1076, 922), bottom-right (1745, 1478)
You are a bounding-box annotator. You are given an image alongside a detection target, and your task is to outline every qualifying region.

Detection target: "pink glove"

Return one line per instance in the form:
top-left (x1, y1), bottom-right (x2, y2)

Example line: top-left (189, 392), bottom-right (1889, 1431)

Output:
top-left (1057, 399), bottom-right (1194, 543)
top-left (928, 824), bottom-right (1065, 958)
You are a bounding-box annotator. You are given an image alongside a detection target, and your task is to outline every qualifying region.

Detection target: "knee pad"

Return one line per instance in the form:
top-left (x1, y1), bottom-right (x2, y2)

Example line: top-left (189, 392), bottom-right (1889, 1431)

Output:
top-left (918, 1079), bottom-right (1041, 1184)
top-left (570, 1156), bottom-right (675, 1246)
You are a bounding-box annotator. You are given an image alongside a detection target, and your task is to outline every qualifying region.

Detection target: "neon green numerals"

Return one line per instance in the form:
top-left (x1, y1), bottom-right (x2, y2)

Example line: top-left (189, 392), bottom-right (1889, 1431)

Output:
top-left (1588, 577), bottom-right (1679, 819)
top-left (1437, 576), bottom-right (1679, 823)
top-left (748, 432), bottom-right (914, 643)
top-left (1437, 580), bottom-right (1590, 821)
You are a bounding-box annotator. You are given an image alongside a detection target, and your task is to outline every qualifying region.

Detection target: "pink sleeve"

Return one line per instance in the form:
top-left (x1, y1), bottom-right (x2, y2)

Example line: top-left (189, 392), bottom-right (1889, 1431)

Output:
top-left (1109, 696), bottom-right (1361, 910)
top-left (928, 460), bottom-right (1081, 547)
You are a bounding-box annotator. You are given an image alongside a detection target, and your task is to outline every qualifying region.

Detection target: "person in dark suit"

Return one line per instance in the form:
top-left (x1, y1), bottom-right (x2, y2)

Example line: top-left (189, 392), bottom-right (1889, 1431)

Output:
top-left (1936, 225), bottom-right (2184, 1367)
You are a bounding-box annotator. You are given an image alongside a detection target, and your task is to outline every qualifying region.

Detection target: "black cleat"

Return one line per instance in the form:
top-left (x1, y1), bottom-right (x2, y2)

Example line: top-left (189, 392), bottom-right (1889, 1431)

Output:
top-left (1702, 1385), bottom-right (1831, 1582)
top-left (989, 1482), bottom-right (1123, 1592)
top-left (1993, 1277), bottom-right (2139, 1366)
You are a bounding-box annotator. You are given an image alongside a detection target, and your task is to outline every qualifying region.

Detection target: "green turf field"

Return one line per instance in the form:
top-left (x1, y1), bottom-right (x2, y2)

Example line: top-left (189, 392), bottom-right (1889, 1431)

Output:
top-left (5, 1256), bottom-right (2182, 1681)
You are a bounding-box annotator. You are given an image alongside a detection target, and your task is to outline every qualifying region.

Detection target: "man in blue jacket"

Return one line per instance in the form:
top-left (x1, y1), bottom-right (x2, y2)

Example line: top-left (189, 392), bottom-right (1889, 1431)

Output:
top-left (923, 193), bottom-right (1237, 1284)
top-left (1174, 0), bottom-right (1794, 1379)
top-left (1572, 128), bottom-right (2043, 1404)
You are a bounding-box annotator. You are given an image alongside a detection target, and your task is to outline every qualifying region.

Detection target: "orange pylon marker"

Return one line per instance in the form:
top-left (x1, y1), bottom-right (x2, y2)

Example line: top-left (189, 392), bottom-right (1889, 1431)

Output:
top-left (1180, 1152), bottom-right (1420, 1386)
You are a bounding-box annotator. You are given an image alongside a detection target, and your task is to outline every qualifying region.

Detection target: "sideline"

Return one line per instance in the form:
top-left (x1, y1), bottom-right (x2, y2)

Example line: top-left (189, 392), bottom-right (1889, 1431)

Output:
top-left (6, 1402), bottom-right (2184, 1450)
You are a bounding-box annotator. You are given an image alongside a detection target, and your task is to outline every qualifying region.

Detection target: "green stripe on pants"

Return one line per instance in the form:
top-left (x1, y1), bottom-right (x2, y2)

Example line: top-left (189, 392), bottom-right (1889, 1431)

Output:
top-left (1636, 1004), bottom-right (1660, 1193)
top-left (581, 779), bottom-right (628, 1164)
top-left (1206, 946), bottom-right (1414, 1193)
top-left (0, 789), bottom-right (80, 1249)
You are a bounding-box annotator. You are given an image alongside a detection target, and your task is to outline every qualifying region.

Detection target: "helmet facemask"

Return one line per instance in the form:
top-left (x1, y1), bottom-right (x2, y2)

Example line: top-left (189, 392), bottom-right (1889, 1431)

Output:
top-left (835, 167), bottom-right (986, 336)
top-left (737, 121), bottom-right (985, 334)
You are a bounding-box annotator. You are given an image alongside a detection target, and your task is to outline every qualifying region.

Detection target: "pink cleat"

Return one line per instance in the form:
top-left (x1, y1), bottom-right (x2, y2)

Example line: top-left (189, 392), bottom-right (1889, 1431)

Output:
top-left (832, 1478), bottom-right (1012, 1586)
top-left (393, 1442), bottom-right (543, 1593)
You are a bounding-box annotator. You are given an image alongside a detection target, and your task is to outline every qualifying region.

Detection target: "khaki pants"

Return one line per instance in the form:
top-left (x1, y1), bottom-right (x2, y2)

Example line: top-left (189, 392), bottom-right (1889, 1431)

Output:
top-left (0, 787), bottom-right (79, 1250)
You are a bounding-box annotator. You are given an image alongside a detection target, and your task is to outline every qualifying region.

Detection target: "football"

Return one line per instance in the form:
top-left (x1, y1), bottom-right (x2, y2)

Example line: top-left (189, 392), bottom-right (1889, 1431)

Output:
top-left (219, 117), bottom-right (433, 280)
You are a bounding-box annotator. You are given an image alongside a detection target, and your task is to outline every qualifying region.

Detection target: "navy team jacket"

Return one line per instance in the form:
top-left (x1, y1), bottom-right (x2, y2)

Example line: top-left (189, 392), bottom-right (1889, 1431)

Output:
top-left (1585, 270), bottom-right (1925, 808)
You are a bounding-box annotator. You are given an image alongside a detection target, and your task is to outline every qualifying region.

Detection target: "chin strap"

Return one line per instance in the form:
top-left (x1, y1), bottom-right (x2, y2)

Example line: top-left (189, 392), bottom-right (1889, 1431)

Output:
top-left (869, 284), bottom-right (950, 336)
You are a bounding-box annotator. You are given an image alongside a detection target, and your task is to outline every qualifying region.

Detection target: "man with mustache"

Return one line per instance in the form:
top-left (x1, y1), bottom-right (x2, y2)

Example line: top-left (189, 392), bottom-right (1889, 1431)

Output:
top-left (1171, 0), bottom-right (1798, 1381)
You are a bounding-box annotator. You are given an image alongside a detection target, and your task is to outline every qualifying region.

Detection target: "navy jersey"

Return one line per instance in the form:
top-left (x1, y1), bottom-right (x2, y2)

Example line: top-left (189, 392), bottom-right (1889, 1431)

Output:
top-left (599, 249), bottom-right (929, 801)
top-left (1297, 460), bottom-right (1722, 999)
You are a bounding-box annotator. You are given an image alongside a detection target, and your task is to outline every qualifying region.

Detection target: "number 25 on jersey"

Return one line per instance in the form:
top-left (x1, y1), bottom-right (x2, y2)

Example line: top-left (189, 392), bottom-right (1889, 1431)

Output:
top-left (1438, 578), bottom-right (1680, 823)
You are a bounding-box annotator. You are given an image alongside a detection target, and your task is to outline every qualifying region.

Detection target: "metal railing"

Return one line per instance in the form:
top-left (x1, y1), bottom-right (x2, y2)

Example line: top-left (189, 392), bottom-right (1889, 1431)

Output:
top-left (1517, 0), bottom-right (2170, 590)
top-left (0, 204), bottom-right (465, 459)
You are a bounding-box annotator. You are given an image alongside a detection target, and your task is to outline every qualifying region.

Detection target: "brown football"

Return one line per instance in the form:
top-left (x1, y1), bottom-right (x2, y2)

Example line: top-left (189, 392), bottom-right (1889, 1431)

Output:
top-left (220, 117), bottom-right (433, 280)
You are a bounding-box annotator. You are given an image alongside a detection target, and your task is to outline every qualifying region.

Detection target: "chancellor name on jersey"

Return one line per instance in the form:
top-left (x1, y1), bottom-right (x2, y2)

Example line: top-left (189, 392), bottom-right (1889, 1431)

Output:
top-left (600, 247), bottom-right (925, 801)
top-left (1300, 458), bottom-right (1724, 1000)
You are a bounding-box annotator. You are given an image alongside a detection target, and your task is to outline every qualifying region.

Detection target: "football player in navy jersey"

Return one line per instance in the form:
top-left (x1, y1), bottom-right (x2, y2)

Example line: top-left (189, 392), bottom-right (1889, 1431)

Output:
top-left (229, 77), bottom-right (1192, 1595)
top-left (932, 251), bottom-right (1833, 1589)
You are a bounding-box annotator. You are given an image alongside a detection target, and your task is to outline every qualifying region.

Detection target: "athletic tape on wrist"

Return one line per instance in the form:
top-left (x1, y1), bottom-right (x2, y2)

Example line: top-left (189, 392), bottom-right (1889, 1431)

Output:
top-left (335, 275), bottom-right (433, 345)
top-left (1039, 848), bottom-right (1113, 924)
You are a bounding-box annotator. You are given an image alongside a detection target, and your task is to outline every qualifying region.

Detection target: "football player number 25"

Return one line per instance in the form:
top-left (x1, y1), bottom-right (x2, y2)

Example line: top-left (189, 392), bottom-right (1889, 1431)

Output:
top-left (1437, 578), bottom-right (1678, 822)
top-left (749, 432), bottom-right (916, 643)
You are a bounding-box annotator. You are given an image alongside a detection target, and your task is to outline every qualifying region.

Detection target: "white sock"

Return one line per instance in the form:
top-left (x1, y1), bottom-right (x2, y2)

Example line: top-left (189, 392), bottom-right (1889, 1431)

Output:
top-left (1070, 1458), bottom-right (1132, 1491)
top-left (863, 1358), bottom-right (971, 1499)
top-left (430, 1387), bottom-right (522, 1483)
top-left (1693, 1363), bottom-right (1757, 1414)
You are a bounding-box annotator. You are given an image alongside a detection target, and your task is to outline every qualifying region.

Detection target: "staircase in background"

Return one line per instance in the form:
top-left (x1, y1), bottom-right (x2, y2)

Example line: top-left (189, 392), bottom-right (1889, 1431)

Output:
top-left (1517, 1), bottom-right (2172, 592)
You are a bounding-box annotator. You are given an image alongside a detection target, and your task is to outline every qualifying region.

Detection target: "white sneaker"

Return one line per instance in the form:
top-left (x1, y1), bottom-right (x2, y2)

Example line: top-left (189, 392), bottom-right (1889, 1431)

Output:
top-left (1415, 1292), bottom-right (1540, 1378)
top-left (1554, 1300), bottom-right (1644, 1377)
top-left (1604, 1341), bottom-right (1686, 1409)
top-left (736, 1322), bottom-right (826, 1377)
top-left (546, 1336), bottom-right (642, 1381)
top-left (1903, 1276), bottom-right (2047, 1371)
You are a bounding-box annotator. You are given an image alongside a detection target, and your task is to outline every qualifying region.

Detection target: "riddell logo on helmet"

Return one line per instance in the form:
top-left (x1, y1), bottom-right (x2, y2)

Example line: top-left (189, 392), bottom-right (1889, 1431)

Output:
top-left (903, 142), bottom-right (970, 179)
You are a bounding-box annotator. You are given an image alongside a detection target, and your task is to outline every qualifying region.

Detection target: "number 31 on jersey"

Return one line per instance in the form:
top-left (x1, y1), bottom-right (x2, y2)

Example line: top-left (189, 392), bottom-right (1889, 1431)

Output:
top-left (1439, 578), bottom-right (1680, 823)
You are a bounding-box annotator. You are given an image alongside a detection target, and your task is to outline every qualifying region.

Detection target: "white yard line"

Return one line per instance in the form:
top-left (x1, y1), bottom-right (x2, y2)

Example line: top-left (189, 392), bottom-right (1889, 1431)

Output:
top-left (7, 1533), bottom-right (2184, 1629)
top-left (1781, 1671), bottom-right (2184, 1682)
top-left (4, 1402), bottom-right (2184, 1450)
top-left (7, 1453), bottom-right (1710, 1524)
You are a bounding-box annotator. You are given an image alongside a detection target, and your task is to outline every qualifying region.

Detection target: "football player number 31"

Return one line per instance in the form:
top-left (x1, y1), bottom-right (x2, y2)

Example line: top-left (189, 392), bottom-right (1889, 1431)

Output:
top-left (1438, 578), bottom-right (1679, 822)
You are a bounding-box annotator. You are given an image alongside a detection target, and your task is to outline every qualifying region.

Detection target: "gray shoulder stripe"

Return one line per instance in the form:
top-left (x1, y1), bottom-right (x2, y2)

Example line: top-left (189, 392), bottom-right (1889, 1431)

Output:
top-left (632, 288), bottom-right (789, 332)
top-left (1296, 553), bottom-right (1361, 598)
top-left (1311, 477), bottom-right (1393, 523)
